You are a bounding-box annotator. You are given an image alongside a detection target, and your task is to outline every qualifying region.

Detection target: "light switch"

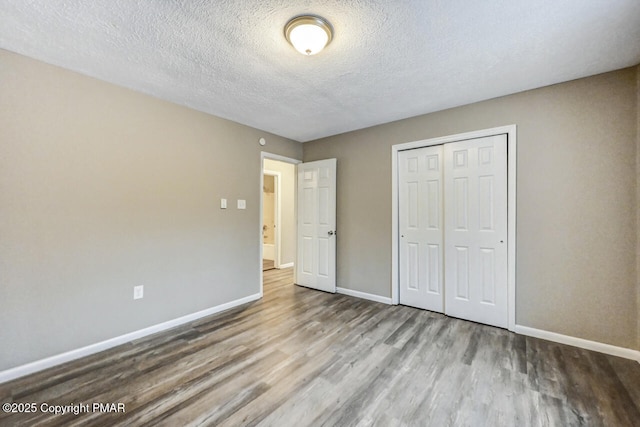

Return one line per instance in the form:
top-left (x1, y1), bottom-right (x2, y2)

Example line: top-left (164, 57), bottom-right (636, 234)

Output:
top-left (237, 199), bottom-right (246, 210)
top-left (220, 198), bottom-right (227, 209)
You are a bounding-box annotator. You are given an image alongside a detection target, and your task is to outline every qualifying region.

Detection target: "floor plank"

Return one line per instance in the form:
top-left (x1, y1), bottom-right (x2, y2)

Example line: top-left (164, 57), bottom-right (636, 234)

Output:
top-left (262, 259), bottom-right (275, 271)
top-left (1, 268), bottom-right (639, 426)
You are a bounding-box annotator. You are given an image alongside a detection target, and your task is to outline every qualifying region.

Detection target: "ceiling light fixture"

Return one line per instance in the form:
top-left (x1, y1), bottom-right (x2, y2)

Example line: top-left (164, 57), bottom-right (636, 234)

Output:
top-left (284, 15), bottom-right (333, 56)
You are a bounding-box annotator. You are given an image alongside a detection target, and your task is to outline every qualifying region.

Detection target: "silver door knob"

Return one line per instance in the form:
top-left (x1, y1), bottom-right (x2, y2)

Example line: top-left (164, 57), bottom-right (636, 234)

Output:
top-left (328, 231), bottom-right (334, 236)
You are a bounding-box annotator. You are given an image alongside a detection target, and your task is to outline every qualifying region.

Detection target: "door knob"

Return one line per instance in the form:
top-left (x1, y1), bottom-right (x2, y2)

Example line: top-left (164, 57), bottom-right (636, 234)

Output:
top-left (328, 230), bottom-right (334, 236)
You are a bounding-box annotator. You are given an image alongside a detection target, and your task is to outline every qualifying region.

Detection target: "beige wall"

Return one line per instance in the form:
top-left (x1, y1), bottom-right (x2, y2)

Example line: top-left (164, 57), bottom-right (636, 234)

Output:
top-left (637, 65), bottom-right (640, 349)
top-left (0, 49), bottom-right (302, 371)
top-left (264, 159), bottom-right (296, 266)
top-left (304, 67), bottom-right (639, 350)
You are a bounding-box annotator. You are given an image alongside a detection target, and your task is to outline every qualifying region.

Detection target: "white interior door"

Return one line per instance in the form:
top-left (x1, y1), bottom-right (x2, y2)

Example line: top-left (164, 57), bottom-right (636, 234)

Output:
top-left (398, 146), bottom-right (444, 312)
top-left (296, 159), bottom-right (337, 293)
top-left (444, 135), bottom-right (508, 328)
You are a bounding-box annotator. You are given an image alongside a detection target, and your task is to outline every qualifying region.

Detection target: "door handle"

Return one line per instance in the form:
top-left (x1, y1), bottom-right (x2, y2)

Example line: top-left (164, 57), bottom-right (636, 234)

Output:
top-left (328, 230), bottom-right (335, 236)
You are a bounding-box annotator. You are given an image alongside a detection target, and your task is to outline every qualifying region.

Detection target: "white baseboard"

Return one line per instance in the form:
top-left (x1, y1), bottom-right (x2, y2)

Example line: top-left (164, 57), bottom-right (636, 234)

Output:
top-left (337, 287), bottom-right (392, 305)
top-left (0, 293), bottom-right (262, 384)
top-left (277, 262), bottom-right (294, 269)
top-left (514, 325), bottom-right (640, 362)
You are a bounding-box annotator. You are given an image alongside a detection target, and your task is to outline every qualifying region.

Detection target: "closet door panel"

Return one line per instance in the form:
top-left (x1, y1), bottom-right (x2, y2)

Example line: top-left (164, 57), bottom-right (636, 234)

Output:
top-left (444, 135), bottom-right (508, 328)
top-left (398, 146), bottom-right (444, 312)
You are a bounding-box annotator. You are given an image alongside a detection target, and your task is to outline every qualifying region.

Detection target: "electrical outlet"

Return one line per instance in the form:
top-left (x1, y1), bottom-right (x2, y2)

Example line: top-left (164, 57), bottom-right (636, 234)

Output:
top-left (237, 199), bottom-right (246, 209)
top-left (133, 285), bottom-right (144, 300)
top-left (220, 198), bottom-right (227, 209)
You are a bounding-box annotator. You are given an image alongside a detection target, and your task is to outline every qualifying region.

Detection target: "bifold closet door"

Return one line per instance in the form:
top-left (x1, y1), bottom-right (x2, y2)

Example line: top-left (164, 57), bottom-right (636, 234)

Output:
top-left (444, 135), bottom-right (508, 328)
top-left (398, 145), bottom-right (444, 312)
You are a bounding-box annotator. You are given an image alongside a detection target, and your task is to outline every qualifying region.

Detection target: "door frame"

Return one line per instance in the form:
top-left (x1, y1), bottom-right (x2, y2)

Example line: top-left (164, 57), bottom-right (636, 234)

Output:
top-left (260, 152), bottom-right (301, 297)
top-left (391, 125), bottom-right (517, 331)
top-left (263, 169), bottom-right (281, 267)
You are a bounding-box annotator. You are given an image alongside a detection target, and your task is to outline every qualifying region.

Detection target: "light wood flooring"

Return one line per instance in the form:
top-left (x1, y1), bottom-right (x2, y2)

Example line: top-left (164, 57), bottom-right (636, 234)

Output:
top-left (1, 268), bottom-right (640, 426)
top-left (262, 259), bottom-right (274, 271)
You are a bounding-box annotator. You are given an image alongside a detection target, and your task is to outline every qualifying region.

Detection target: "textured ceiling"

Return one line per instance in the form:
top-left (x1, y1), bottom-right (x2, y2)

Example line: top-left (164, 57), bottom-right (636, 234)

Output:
top-left (1, 1), bottom-right (640, 142)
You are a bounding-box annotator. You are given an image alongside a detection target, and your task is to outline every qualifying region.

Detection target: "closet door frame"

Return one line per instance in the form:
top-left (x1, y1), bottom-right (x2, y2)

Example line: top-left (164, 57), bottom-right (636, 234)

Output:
top-left (391, 125), bottom-right (517, 332)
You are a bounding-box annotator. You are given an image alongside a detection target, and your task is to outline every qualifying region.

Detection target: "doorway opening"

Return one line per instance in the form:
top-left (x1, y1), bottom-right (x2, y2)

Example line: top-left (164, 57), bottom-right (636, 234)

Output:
top-left (260, 152), bottom-right (300, 295)
top-left (262, 171), bottom-right (279, 271)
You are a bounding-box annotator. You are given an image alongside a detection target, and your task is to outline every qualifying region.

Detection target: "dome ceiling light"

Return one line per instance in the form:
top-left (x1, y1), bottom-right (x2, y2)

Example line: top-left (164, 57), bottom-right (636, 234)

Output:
top-left (284, 15), bottom-right (333, 56)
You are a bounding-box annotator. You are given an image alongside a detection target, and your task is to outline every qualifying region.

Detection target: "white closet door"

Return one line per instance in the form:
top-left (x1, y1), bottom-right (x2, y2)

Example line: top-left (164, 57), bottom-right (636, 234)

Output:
top-left (398, 146), bottom-right (444, 312)
top-left (444, 135), bottom-right (508, 328)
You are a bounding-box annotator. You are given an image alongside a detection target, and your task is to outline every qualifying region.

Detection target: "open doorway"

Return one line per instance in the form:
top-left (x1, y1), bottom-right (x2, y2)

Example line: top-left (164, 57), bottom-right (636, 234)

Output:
top-left (262, 171), bottom-right (278, 271)
top-left (260, 153), bottom-right (300, 293)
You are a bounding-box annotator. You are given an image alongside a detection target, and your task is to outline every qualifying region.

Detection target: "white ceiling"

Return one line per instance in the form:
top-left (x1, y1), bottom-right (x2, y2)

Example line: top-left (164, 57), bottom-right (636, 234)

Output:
top-left (1, 1), bottom-right (639, 142)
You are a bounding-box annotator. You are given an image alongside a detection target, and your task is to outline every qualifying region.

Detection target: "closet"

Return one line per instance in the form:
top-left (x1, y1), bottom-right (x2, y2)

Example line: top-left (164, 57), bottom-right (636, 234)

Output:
top-left (398, 134), bottom-right (508, 328)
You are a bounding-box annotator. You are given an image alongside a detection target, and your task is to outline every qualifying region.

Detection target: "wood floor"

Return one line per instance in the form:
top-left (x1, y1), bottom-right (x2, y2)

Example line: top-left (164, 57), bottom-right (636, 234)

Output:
top-left (262, 259), bottom-right (275, 271)
top-left (2, 268), bottom-right (640, 426)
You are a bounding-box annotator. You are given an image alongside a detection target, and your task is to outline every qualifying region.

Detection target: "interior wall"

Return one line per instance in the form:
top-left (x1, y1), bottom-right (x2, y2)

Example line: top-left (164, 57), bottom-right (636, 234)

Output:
top-left (264, 159), bottom-right (296, 266)
top-left (304, 67), bottom-right (639, 350)
top-left (637, 64), bottom-right (640, 350)
top-left (0, 49), bottom-right (302, 372)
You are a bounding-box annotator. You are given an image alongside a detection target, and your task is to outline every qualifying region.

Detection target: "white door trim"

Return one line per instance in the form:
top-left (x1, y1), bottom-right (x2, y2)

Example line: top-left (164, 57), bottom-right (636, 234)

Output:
top-left (391, 125), bottom-right (517, 331)
top-left (260, 152), bottom-right (301, 297)
top-left (263, 169), bottom-right (281, 267)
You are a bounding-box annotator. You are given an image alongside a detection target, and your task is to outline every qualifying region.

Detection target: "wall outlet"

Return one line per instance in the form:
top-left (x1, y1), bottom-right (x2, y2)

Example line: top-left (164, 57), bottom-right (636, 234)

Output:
top-left (220, 198), bottom-right (227, 209)
top-left (133, 285), bottom-right (144, 300)
top-left (237, 199), bottom-right (246, 209)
